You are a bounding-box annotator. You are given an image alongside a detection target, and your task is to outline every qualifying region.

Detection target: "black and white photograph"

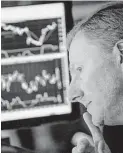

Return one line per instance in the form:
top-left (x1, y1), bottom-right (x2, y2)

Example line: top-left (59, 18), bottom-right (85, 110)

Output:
top-left (1, 1), bottom-right (123, 153)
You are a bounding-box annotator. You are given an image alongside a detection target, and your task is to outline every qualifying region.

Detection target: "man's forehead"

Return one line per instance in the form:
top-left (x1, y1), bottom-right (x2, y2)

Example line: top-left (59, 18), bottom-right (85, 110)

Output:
top-left (69, 31), bottom-right (86, 52)
top-left (69, 32), bottom-right (97, 63)
top-left (68, 32), bottom-right (105, 70)
top-left (69, 32), bottom-right (88, 57)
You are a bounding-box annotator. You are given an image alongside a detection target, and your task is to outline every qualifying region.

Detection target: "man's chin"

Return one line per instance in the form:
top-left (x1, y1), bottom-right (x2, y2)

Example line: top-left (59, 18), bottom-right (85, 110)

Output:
top-left (92, 117), bottom-right (104, 127)
top-left (87, 108), bottom-right (123, 126)
top-left (87, 108), bottom-right (104, 127)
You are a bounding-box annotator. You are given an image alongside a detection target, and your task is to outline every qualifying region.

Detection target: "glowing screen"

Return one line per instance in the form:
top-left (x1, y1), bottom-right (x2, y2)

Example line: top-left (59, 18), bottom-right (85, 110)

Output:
top-left (1, 3), bottom-right (71, 121)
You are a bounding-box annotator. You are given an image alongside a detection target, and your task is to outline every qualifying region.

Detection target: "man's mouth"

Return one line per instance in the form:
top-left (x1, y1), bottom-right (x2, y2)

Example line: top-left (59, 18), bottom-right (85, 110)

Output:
top-left (72, 97), bottom-right (92, 108)
top-left (85, 101), bottom-right (92, 108)
top-left (72, 98), bottom-right (104, 126)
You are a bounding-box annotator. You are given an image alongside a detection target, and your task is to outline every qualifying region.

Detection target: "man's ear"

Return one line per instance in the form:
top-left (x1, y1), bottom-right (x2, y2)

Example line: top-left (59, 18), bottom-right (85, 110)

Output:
top-left (113, 39), bottom-right (123, 70)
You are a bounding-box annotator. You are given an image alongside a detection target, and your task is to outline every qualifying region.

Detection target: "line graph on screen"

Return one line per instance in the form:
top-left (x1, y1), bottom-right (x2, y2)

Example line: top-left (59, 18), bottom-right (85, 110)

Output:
top-left (1, 58), bottom-right (64, 111)
top-left (1, 44), bottom-right (58, 58)
top-left (1, 22), bottom-right (57, 46)
top-left (1, 67), bottom-right (62, 94)
top-left (1, 92), bottom-right (62, 110)
top-left (1, 3), bottom-right (71, 122)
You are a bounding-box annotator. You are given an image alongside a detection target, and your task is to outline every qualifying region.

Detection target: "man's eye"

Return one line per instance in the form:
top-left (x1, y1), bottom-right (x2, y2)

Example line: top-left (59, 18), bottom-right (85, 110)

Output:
top-left (77, 67), bottom-right (82, 72)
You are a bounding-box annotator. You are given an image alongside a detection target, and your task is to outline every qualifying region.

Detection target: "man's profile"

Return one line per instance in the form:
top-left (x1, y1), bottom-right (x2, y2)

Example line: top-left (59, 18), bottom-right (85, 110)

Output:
top-left (67, 2), bottom-right (123, 153)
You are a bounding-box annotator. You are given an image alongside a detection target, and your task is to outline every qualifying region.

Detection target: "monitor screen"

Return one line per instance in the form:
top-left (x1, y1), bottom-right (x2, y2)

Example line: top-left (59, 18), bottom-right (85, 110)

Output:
top-left (1, 3), bottom-right (71, 122)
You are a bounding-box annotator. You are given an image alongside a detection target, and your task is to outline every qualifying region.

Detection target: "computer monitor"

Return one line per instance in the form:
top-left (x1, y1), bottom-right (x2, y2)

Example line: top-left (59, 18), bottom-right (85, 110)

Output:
top-left (1, 3), bottom-right (71, 122)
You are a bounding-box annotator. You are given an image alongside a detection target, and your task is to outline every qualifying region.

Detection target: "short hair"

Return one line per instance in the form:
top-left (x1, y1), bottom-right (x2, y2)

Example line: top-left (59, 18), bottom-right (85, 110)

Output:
top-left (67, 2), bottom-right (123, 53)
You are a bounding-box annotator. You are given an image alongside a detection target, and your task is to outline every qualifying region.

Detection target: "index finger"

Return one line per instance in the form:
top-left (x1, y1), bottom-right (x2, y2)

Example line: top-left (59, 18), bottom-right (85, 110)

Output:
top-left (83, 112), bottom-right (103, 143)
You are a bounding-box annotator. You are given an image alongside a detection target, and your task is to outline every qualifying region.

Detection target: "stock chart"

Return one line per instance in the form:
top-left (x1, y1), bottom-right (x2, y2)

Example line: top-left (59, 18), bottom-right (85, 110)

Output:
top-left (1, 4), bottom-right (70, 121)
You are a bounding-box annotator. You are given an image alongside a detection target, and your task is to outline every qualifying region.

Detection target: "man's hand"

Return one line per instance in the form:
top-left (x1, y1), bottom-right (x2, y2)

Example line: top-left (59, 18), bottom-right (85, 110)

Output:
top-left (72, 112), bottom-right (111, 153)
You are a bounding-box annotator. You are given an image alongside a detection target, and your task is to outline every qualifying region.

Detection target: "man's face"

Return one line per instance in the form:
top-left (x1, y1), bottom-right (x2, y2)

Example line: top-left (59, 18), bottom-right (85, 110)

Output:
top-left (68, 31), bottom-right (123, 126)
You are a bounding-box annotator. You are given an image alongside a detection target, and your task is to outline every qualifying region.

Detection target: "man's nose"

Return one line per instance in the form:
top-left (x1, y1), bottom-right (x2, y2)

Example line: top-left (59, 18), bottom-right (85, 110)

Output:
top-left (68, 79), bottom-right (84, 102)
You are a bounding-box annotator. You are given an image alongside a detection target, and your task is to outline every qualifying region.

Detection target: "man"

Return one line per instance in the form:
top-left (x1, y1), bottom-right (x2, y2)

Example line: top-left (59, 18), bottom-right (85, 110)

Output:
top-left (67, 2), bottom-right (123, 153)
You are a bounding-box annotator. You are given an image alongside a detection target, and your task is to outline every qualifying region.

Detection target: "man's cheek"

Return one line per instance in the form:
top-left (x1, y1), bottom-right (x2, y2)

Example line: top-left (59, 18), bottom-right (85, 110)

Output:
top-left (82, 79), bottom-right (98, 95)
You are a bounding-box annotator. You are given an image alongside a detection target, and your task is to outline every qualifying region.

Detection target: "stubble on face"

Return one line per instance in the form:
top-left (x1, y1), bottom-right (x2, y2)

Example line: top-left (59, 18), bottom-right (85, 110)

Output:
top-left (68, 31), bottom-right (123, 126)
